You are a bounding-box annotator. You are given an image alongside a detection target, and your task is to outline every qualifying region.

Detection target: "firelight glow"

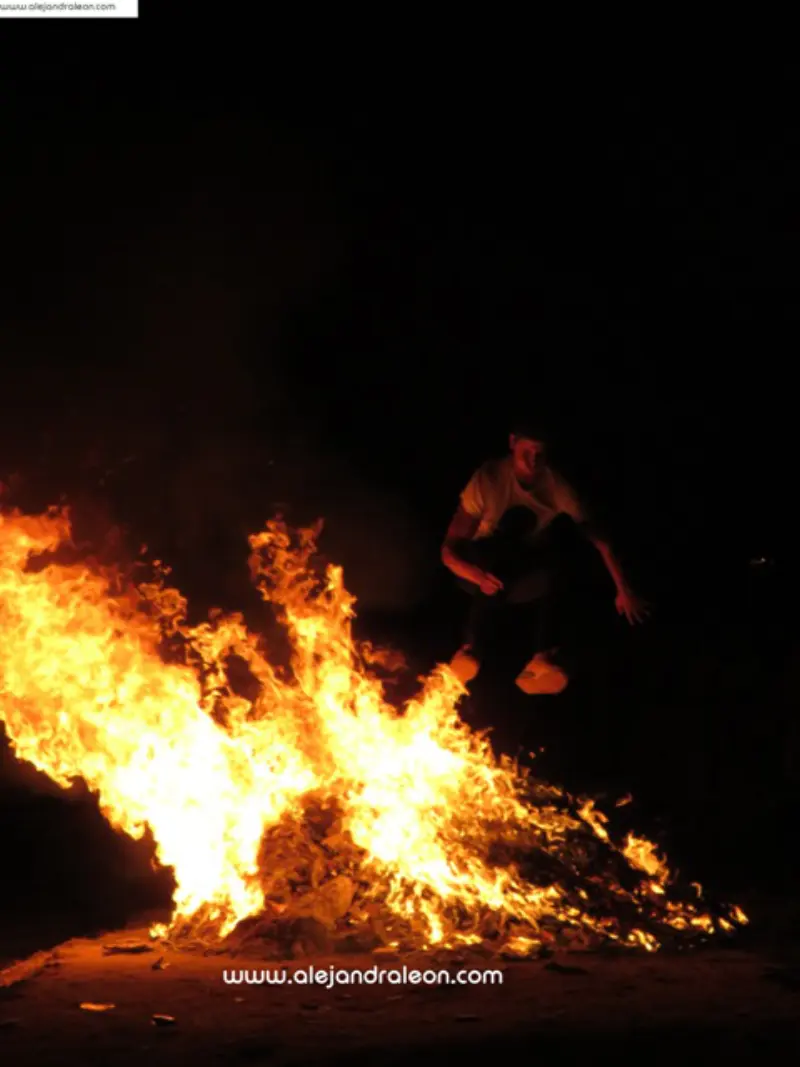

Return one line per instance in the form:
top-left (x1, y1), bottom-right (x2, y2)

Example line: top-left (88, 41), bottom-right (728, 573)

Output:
top-left (0, 507), bottom-right (746, 953)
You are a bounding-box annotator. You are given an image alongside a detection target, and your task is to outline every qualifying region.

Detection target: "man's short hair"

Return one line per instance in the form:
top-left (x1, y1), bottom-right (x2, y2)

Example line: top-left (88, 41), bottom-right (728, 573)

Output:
top-left (509, 416), bottom-right (550, 444)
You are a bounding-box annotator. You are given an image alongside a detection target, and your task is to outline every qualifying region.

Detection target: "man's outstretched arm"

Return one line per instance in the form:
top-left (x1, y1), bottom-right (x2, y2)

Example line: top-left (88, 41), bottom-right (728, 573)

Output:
top-left (552, 470), bottom-right (649, 625)
top-left (441, 508), bottom-right (503, 594)
top-left (583, 528), bottom-right (649, 624)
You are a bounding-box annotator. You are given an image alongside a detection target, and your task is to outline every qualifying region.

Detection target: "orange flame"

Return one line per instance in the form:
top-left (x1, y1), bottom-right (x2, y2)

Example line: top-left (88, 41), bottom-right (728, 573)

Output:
top-left (0, 507), bottom-right (745, 952)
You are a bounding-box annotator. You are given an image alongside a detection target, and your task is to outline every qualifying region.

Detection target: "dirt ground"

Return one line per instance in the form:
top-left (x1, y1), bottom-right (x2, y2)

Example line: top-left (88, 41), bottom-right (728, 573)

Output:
top-left (2, 915), bottom-right (799, 1067)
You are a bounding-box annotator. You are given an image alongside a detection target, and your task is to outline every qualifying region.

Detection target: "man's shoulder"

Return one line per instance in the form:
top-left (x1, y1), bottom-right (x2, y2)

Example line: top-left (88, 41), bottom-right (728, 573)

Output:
top-left (544, 463), bottom-right (566, 486)
top-left (471, 456), bottom-right (510, 483)
top-left (544, 464), bottom-right (586, 519)
top-left (542, 461), bottom-right (576, 488)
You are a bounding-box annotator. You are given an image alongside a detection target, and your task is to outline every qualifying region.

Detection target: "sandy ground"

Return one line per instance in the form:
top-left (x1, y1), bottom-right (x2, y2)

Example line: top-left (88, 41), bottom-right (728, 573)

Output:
top-left (2, 920), bottom-right (799, 1066)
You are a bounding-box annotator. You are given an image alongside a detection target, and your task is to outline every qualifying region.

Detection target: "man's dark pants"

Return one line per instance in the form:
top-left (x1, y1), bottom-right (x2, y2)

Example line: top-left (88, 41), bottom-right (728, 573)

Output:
top-left (454, 508), bottom-right (569, 671)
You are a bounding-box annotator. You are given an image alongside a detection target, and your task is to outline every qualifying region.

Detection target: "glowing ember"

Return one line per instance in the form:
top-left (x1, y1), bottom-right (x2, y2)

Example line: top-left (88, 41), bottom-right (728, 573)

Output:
top-left (0, 506), bottom-right (746, 954)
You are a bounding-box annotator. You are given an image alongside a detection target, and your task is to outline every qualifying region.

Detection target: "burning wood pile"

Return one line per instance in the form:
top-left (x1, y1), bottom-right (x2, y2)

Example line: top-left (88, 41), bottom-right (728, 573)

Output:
top-left (167, 789), bottom-right (746, 961)
top-left (0, 507), bottom-right (746, 961)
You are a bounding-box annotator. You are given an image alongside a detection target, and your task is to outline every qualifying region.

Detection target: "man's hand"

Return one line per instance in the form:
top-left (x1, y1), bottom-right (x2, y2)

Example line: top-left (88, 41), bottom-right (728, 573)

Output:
top-left (477, 571), bottom-right (504, 596)
top-left (588, 536), bottom-right (649, 625)
top-left (615, 586), bottom-right (649, 624)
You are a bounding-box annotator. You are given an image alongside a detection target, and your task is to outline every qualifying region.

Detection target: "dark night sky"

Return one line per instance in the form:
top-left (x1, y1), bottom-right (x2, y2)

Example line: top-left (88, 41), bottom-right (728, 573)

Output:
top-left (1, 55), bottom-right (797, 613)
top-left (1, 48), bottom-right (799, 899)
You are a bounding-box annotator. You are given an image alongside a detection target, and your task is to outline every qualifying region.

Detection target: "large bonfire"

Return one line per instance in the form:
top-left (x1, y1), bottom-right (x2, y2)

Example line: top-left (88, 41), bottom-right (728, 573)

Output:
top-left (0, 505), bottom-right (746, 958)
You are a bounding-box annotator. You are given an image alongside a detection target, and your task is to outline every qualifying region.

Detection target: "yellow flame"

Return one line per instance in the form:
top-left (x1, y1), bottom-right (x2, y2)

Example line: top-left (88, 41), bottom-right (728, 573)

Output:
top-left (0, 507), bottom-right (746, 950)
top-left (622, 834), bottom-right (669, 883)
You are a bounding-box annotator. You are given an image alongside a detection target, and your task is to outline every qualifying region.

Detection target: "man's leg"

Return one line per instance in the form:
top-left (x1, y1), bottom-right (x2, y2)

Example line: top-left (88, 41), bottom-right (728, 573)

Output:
top-left (448, 537), bottom-right (504, 684)
top-left (449, 580), bottom-right (505, 683)
top-left (448, 517), bottom-right (567, 691)
top-left (514, 606), bottom-right (569, 694)
top-left (504, 541), bottom-right (569, 695)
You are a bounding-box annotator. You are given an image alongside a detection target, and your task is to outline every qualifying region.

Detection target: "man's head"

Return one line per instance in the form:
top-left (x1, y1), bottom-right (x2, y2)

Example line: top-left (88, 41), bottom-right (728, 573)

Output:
top-left (508, 419), bottom-right (548, 485)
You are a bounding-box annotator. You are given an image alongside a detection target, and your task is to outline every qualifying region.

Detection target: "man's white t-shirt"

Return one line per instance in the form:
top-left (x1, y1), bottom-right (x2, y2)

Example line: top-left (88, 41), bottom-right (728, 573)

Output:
top-left (459, 456), bottom-right (586, 540)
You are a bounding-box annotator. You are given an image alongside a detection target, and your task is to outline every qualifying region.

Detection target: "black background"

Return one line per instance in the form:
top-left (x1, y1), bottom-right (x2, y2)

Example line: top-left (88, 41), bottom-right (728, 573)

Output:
top-left (0, 51), bottom-right (798, 926)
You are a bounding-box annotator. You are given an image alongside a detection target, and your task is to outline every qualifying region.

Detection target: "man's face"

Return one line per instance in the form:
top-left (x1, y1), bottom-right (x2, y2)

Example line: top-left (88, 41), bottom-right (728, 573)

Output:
top-left (510, 434), bottom-right (545, 484)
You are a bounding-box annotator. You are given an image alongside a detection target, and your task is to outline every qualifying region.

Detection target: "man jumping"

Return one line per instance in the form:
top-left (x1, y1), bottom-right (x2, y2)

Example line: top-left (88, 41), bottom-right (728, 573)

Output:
top-left (441, 419), bottom-right (648, 694)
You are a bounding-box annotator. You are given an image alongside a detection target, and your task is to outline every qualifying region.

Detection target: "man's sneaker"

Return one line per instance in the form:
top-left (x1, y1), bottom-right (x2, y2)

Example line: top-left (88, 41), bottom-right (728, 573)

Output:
top-left (515, 651), bottom-right (568, 695)
top-left (449, 646), bottom-right (481, 685)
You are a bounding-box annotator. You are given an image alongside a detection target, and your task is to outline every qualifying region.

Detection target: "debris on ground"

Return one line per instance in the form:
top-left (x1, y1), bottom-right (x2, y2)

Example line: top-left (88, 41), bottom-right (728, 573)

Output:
top-left (0, 951), bottom-right (59, 989)
top-left (544, 961), bottom-right (590, 975)
top-left (102, 940), bottom-right (154, 955)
